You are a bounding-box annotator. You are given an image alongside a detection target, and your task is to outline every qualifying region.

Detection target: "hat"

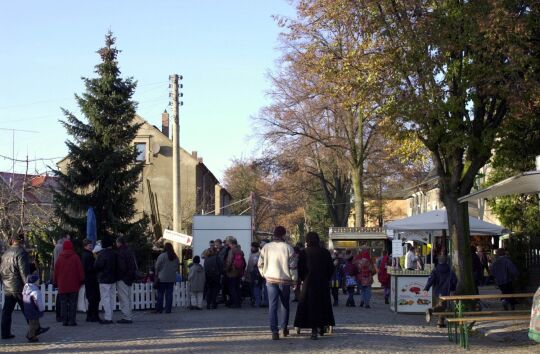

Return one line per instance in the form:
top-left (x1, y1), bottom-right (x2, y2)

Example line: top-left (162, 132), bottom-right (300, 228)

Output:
top-left (93, 241), bottom-right (103, 253)
top-left (26, 274), bottom-right (39, 284)
top-left (63, 239), bottom-right (73, 251)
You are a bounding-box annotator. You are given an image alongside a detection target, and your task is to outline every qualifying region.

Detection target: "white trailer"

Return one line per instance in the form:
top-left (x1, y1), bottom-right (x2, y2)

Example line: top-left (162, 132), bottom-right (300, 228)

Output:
top-left (192, 215), bottom-right (252, 264)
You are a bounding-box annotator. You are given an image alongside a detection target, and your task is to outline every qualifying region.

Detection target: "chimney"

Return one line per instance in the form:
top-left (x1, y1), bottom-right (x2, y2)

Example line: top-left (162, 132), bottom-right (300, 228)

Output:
top-left (192, 151), bottom-right (198, 159)
top-left (161, 110), bottom-right (169, 138)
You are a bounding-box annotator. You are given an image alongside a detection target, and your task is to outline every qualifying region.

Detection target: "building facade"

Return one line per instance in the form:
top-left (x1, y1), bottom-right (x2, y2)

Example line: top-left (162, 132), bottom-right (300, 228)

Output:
top-left (57, 112), bottom-right (230, 237)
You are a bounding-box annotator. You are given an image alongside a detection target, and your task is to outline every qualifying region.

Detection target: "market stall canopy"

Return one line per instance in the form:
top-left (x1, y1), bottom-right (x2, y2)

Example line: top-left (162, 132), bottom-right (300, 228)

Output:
top-left (458, 171), bottom-right (540, 203)
top-left (385, 209), bottom-right (506, 235)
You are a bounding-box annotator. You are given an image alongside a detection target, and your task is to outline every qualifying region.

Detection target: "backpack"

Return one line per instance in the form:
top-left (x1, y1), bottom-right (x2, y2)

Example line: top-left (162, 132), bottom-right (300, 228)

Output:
top-left (233, 252), bottom-right (246, 273)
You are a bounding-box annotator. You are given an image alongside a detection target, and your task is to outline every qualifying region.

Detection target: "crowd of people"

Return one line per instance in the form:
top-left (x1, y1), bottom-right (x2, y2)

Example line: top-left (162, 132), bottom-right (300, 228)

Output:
top-left (0, 232), bottom-right (139, 342)
top-left (0, 227), bottom-right (521, 342)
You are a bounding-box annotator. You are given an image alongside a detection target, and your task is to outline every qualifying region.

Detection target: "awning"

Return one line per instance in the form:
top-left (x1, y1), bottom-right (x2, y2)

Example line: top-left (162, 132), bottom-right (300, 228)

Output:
top-left (459, 170), bottom-right (540, 203)
top-left (385, 209), bottom-right (506, 235)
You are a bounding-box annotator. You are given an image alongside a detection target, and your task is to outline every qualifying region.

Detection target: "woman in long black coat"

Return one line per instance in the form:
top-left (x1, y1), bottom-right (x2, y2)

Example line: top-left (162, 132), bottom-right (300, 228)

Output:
top-left (294, 231), bottom-right (335, 340)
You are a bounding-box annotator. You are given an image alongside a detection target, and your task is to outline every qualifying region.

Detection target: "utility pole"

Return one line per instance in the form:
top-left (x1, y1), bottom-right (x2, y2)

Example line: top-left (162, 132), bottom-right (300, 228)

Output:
top-left (20, 155), bottom-right (29, 231)
top-left (170, 74), bottom-right (184, 263)
top-left (250, 191), bottom-right (256, 242)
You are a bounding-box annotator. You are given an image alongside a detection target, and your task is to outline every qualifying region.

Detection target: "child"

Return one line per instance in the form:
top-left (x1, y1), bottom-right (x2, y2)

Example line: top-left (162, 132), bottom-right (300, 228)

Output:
top-left (344, 253), bottom-right (357, 307)
top-left (22, 273), bottom-right (49, 342)
top-left (188, 256), bottom-right (206, 310)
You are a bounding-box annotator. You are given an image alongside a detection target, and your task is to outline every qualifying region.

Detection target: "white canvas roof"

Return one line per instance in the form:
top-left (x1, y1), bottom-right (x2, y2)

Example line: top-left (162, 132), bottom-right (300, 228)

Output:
top-left (385, 209), bottom-right (506, 235)
top-left (458, 171), bottom-right (540, 202)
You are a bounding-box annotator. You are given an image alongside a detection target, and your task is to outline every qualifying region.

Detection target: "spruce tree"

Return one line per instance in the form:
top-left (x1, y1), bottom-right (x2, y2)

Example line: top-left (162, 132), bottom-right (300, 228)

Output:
top-left (54, 32), bottom-right (149, 255)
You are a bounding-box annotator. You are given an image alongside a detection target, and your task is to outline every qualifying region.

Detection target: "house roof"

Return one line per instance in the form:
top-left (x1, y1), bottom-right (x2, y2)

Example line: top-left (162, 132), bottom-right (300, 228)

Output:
top-left (397, 169), bottom-right (438, 199)
top-left (0, 172), bottom-right (59, 204)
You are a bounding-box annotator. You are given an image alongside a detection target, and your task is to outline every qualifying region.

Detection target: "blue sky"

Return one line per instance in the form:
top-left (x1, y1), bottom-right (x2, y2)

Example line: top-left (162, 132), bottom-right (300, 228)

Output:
top-left (0, 0), bottom-right (294, 181)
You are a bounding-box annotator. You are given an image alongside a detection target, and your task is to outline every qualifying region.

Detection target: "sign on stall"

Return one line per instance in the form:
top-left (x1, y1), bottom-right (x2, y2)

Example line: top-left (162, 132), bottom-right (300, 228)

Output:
top-left (163, 229), bottom-right (193, 246)
top-left (394, 276), bottom-right (432, 313)
top-left (392, 239), bottom-right (403, 258)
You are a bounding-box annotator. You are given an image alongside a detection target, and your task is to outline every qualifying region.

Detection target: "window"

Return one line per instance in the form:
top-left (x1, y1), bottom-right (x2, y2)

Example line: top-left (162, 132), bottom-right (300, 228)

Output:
top-left (135, 143), bottom-right (146, 162)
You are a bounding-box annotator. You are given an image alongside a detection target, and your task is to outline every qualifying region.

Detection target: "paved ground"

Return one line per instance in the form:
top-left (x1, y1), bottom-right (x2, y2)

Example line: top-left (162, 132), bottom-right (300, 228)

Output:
top-left (2, 290), bottom-right (538, 353)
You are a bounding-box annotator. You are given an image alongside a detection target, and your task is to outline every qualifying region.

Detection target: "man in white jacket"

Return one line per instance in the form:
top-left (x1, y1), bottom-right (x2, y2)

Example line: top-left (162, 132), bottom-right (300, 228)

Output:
top-left (257, 226), bottom-right (294, 340)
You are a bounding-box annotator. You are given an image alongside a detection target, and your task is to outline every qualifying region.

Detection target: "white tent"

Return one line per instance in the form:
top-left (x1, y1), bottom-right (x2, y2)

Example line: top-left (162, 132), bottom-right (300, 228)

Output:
top-left (459, 170), bottom-right (540, 202)
top-left (385, 209), bottom-right (506, 235)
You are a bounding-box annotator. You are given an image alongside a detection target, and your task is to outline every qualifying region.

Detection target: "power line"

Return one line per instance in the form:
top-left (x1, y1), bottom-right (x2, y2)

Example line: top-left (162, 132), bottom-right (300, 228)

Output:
top-left (0, 81), bottom-right (168, 111)
top-left (0, 154), bottom-right (63, 163)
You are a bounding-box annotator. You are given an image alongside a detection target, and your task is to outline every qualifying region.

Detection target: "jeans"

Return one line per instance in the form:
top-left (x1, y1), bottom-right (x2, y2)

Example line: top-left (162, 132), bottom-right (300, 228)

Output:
top-left (60, 292), bottom-right (78, 325)
top-left (252, 281), bottom-right (262, 307)
top-left (266, 283), bottom-right (290, 333)
top-left (261, 280), bottom-right (269, 306)
top-left (206, 276), bottom-right (220, 308)
top-left (346, 286), bottom-right (356, 306)
top-left (228, 277), bottom-right (241, 307)
top-left (1, 293), bottom-right (24, 338)
top-left (360, 285), bottom-right (372, 306)
top-left (117, 281), bottom-right (133, 320)
top-left (156, 282), bottom-right (174, 313)
top-left (99, 283), bottom-right (116, 321)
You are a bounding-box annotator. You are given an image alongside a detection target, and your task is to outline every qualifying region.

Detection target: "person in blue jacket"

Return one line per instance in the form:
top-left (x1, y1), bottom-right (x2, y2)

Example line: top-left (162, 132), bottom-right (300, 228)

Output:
top-left (424, 255), bottom-right (457, 327)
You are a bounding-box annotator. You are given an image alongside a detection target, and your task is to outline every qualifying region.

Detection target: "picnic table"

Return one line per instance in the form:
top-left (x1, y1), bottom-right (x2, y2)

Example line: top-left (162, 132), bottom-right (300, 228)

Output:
top-left (439, 293), bottom-right (534, 350)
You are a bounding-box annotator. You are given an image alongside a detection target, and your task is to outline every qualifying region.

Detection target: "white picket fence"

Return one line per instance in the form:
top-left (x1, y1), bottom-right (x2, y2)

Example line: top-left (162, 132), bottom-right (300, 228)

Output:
top-left (0, 282), bottom-right (189, 312)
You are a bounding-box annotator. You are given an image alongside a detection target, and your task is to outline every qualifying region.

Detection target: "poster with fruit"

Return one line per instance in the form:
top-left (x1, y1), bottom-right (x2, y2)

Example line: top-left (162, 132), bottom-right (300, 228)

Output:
top-left (395, 276), bottom-right (432, 313)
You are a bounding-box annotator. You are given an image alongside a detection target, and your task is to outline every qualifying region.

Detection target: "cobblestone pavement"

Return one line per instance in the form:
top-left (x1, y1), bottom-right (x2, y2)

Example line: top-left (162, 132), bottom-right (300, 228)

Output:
top-left (2, 290), bottom-right (538, 353)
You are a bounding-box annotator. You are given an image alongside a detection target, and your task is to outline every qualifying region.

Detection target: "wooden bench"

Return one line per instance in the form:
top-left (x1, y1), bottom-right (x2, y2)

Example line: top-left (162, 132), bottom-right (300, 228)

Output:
top-left (432, 310), bottom-right (530, 317)
top-left (439, 293), bottom-right (534, 350)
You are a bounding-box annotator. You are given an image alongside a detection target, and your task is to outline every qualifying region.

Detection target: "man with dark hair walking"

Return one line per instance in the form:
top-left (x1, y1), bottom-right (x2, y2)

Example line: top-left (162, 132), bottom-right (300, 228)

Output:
top-left (490, 248), bottom-right (519, 310)
top-left (94, 235), bottom-right (117, 324)
top-left (424, 255), bottom-right (458, 328)
top-left (1, 233), bottom-right (31, 339)
top-left (116, 236), bottom-right (137, 323)
top-left (258, 226), bottom-right (295, 340)
top-left (82, 239), bottom-right (100, 322)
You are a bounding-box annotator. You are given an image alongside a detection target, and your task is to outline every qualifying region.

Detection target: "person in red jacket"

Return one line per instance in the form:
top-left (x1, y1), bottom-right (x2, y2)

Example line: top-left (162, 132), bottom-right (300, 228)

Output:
top-left (54, 240), bottom-right (84, 326)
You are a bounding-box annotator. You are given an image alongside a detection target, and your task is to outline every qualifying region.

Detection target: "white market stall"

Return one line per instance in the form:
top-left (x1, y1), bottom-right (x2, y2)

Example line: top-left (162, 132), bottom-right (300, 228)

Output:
top-left (384, 209), bottom-right (505, 313)
top-left (458, 164), bottom-right (540, 343)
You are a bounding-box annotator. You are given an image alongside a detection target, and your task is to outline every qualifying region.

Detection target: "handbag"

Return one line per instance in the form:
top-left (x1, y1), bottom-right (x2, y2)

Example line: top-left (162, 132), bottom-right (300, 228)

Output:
top-left (345, 275), bottom-right (357, 287)
top-left (153, 277), bottom-right (160, 289)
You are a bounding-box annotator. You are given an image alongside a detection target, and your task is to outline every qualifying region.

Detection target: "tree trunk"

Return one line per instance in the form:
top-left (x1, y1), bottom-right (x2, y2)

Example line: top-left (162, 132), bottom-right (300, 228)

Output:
top-left (351, 169), bottom-right (365, 227)
top-left (317, 174), bottom-right (350, 227)
top-left (444, 195), bottom-right (476, 295)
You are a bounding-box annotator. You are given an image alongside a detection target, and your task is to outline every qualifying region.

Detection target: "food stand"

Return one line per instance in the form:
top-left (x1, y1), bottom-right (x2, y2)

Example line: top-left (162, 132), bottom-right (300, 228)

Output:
top-left (387, 231), bottom-right (434, 313)
top-left (385, 209), bottom-right (505, 314)
top-left (328, 227), bottom-right (388, 257)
